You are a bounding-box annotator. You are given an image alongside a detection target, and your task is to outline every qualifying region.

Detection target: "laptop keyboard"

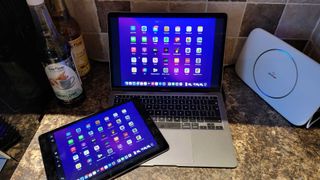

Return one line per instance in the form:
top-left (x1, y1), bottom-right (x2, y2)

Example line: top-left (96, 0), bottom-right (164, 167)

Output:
top-left (113, 95), bottom-right (224, 130)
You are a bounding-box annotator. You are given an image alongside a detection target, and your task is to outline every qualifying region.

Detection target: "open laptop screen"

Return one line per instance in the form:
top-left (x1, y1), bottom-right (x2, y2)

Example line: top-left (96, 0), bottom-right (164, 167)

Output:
top-left (109, 13), bottom-right (227, 91)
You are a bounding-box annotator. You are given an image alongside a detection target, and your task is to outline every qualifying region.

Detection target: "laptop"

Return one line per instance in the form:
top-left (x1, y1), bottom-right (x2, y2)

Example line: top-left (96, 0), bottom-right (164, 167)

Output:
top-left (107, 13), bottom-right (237, 167)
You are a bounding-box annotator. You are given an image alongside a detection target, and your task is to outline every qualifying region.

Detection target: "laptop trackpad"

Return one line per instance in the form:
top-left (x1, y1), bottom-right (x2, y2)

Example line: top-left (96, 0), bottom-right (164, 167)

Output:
top-left (143, 129), bottom-right (193, 166)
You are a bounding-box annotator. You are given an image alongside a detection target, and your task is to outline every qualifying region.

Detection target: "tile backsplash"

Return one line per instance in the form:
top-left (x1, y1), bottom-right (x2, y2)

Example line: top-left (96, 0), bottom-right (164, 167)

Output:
top-left (66, 0), bottom-right (320, 64)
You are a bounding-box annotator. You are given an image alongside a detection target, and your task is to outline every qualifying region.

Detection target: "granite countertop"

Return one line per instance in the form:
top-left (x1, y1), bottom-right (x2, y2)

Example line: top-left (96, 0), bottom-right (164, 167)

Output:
top-left (11, 61), bottom-right (320, 179)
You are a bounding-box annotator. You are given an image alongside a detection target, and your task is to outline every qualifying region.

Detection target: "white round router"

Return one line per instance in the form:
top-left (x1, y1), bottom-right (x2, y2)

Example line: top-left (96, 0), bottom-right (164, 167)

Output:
top-left (253, 49), bottom-right (298, 99)
top-left (236, 28), bottom-right (320, 126)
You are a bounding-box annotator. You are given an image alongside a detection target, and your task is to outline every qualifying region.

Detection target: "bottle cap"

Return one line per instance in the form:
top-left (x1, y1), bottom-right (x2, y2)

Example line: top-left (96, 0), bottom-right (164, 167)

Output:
top-left (26, 0), bottom-right (44, 6)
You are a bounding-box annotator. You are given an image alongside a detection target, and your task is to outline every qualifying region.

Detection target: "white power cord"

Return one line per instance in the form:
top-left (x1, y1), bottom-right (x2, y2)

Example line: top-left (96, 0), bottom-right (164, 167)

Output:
top-left (306, 108), bottom-right (320, 129)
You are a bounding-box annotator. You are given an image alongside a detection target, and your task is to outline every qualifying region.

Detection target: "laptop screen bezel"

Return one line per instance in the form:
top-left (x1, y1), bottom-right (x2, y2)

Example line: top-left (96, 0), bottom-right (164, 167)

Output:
top-left (108, 12), bottom-right (227, 92)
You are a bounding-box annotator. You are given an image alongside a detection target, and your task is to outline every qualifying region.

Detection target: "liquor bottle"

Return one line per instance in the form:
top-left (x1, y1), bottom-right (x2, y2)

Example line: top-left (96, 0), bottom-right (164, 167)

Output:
top-left (47, 0), bottom-right (90, 77)
top-left (26, 0), bottom-right (85, 106)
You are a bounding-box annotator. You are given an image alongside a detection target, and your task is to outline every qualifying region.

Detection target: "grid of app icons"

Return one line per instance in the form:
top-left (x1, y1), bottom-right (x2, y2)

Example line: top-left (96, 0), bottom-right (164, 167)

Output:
top-left (65, 108), bottom-right (146, 167)
top-left (117, 17), bottom-right (220, 89)
top-left (129, 24), bottom-right (204, 78)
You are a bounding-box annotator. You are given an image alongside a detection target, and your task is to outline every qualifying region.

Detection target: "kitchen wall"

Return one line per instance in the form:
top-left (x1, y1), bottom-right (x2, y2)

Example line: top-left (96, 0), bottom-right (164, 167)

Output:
top-left (64, 0), bottom-right (320, 64)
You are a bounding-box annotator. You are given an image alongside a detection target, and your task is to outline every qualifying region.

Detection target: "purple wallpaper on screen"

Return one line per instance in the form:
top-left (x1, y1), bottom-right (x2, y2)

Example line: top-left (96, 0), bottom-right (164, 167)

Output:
top-left (118, 17), bottom-right (216, 88)
top-left (53, 102), bottom-right (157, 180)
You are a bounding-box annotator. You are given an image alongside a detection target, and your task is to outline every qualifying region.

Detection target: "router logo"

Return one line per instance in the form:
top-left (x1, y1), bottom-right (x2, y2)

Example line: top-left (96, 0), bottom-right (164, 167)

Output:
top-left (268, 72), bottom-right (277, 79)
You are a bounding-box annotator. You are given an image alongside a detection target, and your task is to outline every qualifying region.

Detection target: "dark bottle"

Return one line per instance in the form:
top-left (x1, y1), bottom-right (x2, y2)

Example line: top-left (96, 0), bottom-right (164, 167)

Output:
top-left (26, 0), bottom-right (85, 106)
top-left (47, 0), bottom-right (90, 77)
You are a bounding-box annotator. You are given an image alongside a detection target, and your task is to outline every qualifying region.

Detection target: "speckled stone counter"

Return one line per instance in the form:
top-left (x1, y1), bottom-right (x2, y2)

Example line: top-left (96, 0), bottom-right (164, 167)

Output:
top-left (11, 62), bottom-right (320, 179)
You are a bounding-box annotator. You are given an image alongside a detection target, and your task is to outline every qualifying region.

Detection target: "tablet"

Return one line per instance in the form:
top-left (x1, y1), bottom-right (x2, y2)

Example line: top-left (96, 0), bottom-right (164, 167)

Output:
top-left (39, 100), bottom-right (169, 180)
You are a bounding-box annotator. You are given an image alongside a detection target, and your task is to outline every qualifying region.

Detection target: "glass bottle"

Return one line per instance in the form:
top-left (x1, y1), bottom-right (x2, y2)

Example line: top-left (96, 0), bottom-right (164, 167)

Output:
top-left (26, 0), bottom-right (85, 106)
top-left (46, 0), bottom-right (90, 77)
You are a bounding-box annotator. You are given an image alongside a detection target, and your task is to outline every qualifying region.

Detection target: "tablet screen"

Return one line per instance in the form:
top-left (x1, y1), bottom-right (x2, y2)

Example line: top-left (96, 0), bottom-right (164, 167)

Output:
top-left (42, 101), bottom-right (163, 180)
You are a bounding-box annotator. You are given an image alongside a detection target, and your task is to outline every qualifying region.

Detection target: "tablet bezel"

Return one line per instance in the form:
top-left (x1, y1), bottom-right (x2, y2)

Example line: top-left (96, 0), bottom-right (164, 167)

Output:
top-left (38, 99), bottom-right (169, 180)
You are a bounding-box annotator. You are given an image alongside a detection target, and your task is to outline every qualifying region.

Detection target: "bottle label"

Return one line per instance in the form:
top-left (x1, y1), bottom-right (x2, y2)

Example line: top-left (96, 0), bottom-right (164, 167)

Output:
top-left (69, 35), bottom-right (90, 77)
top-left (44, 57), bottom-right (83, 102)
